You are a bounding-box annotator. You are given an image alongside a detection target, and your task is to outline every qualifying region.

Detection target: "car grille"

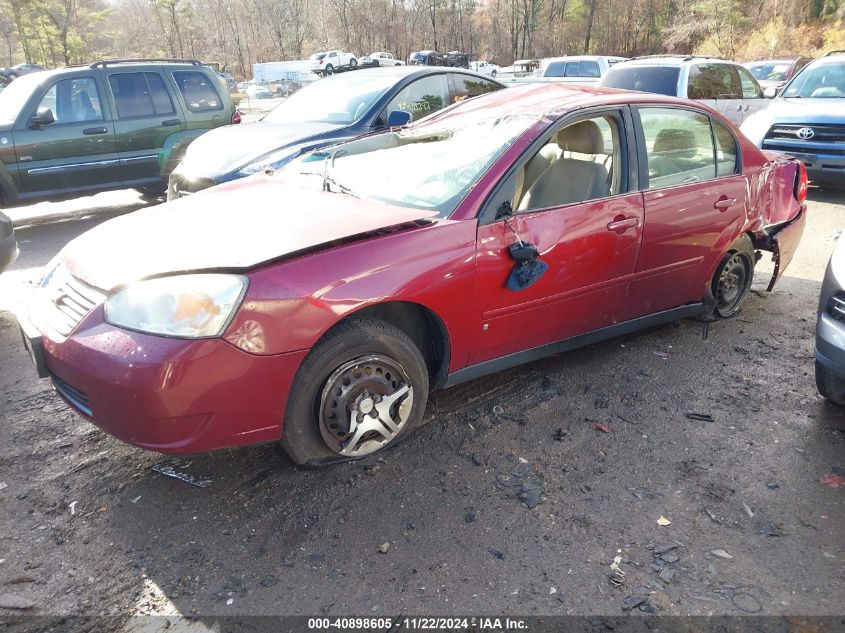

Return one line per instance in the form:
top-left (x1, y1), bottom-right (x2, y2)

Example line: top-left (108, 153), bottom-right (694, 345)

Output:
top-left (51, 374), bottom-right (92, 417)
top-left (763, 123), bottom-right (845, 157)
top-left (828, 294), bottom-right (845, 323)
top-left (37, 264), bottom-right (107, 336)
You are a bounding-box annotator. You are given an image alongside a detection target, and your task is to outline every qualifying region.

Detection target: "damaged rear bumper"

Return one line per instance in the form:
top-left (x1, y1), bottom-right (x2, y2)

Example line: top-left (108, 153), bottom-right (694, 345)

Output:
top-left (762, 205), bottom-right (806, 291)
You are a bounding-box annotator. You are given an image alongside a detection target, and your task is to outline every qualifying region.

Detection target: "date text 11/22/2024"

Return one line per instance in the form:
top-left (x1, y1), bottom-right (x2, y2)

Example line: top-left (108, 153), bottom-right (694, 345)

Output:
top-left (307, 617), bottom-right (529, 630)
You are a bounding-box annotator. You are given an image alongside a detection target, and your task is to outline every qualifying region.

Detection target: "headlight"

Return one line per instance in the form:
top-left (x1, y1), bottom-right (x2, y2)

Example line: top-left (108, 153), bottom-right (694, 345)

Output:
top-left (105, 274), bottom-right (247, 338)
top-left (236, 148), bottom-right (301, 176)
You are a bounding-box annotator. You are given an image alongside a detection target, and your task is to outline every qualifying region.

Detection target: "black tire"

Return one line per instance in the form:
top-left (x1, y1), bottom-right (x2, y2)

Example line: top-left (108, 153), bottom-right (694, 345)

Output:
top-left (281, 318), bottom-right (429, 466)
top-left (491, 70), bottom-right (497, 77)
top-left (701, 234), bottom-right (755, 320)
top-left (371, 60), bottom-right (379, 67)
top-left (816, 361), bottom-right (845, 405)
top-left (349, 58), bottom-right (357, 67)
top-left (325, 64), bottom-right (334, 76)
top-left (136, 185), bottom-right (166, 201)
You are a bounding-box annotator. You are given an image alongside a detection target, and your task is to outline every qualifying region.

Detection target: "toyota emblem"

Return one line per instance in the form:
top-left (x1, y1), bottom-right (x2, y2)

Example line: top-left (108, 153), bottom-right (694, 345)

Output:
top-left (796, 127), bottom-right (815, 140)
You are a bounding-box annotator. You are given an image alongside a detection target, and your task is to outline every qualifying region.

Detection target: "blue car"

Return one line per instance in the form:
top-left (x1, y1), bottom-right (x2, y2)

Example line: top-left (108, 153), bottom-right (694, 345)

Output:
top-left (167, 66), bottom-right (503, 199)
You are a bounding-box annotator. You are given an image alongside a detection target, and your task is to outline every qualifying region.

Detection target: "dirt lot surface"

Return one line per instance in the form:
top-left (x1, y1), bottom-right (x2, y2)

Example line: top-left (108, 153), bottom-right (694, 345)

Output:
top-left (0, 189), bottom-right (843, 629)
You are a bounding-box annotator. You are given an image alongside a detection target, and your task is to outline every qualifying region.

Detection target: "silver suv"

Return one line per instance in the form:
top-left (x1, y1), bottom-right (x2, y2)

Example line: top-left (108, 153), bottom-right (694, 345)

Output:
top-left (741, 51), bottom-right (845, 185)
top-left (598, 55), bottom-right (766, 126)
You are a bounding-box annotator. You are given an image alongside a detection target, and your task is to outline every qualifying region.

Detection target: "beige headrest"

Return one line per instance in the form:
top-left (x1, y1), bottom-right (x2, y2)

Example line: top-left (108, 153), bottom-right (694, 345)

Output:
top-left (557, 121), bottom-right (604, 154)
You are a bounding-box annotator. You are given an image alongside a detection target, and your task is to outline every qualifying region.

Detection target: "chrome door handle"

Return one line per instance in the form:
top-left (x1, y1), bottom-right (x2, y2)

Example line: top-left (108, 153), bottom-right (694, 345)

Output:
top-left (736, 104), bottom-right (743, 111)
top-left (607, 217), bottom-right (640, 232)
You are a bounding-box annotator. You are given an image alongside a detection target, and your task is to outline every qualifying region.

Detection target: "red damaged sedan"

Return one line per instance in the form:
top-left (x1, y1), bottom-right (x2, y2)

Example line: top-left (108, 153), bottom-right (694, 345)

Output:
top-left (18, 84), bottom-right (806, 465)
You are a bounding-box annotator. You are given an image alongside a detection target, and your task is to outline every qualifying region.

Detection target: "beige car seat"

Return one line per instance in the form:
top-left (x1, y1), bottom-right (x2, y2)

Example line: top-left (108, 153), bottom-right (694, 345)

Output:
top-left (518, 120), bottom-right (609, 211)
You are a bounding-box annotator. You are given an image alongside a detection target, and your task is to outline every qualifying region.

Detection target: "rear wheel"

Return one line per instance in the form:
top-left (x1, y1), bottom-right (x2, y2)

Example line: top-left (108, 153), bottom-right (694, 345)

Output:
top-left (324, 64), bottom-right (334, 76)
top-left (701, 235), bottom-right (755, 320)
top-left (816, 361), bottom-right (845, 405)
top-left (136, 185), bottom-right (166, 201)
top-left (349, 58), bottom-right (357, 67)
top-left (281, 318), bottom-right (429, 466)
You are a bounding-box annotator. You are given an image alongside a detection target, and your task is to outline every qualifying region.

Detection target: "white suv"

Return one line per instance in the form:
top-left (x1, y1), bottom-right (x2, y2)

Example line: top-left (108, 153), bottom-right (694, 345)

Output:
top-left (598, 55), bottom-right (766, 126)
top-left (535, 55), bottom-right (627, 86)
top-left (309, 50), bottom-right (358, 76)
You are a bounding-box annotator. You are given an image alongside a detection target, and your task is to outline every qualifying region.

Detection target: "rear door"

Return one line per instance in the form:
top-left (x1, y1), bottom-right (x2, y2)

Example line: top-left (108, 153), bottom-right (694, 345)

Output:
top-left (169, 69), bottom-right (227, 131)
top-left (686, 63), bottom-right (743, 125)
top-left (14, 74), bottom-right (120, 195)
top-left (624, 105), bottom-right (747, 319)
top-left (106, 70), bottom-right (186, 183)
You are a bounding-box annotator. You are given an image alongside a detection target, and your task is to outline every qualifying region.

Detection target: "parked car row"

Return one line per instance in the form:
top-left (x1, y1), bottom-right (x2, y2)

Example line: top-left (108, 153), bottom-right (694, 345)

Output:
top-left (9, 55), bottom-right (809, 464)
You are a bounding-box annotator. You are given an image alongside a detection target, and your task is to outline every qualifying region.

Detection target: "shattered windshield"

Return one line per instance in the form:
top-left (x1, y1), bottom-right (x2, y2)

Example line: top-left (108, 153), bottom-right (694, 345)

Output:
top-left (782, 61), bottom-right (845, 98)
top-left (289, 112), bottom-right (535, 216)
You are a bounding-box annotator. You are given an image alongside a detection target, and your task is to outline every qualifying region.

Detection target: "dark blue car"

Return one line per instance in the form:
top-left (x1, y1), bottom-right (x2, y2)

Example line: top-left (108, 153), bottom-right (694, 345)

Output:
top-left (167, 66), bottom-right (503, 199)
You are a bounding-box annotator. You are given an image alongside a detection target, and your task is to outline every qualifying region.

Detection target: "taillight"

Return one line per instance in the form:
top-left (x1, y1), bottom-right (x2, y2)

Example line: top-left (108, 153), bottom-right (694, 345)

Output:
top-left (795, 160), bottom-right (808, 203)
top-left (231, 110), bottom-right (241, 125)
top-left (319, 60), bottom-right (324, 65)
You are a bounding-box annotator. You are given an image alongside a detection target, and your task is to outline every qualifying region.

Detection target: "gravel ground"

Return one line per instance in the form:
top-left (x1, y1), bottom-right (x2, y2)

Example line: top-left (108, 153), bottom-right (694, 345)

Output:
top-left (0, 188), bottom-right (843, 628)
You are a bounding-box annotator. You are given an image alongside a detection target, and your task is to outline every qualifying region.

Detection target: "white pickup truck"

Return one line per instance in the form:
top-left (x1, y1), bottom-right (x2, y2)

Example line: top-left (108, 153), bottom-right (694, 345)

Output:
top-left (362, 52), bottom-right (404, 67)
top-left (309, 50), bottom-right (358, 76)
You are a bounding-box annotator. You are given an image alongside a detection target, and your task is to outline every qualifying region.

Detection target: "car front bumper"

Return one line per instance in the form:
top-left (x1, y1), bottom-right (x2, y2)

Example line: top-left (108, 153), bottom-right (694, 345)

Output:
top-left (19, 306), bottom-right (307, 453)
top-left (167, 170), bottom-right (219, 201)
top-left (815, 249), bottom-right (845, 378)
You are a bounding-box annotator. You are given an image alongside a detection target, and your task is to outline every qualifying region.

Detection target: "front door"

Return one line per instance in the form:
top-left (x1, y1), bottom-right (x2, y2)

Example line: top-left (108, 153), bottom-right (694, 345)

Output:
top-left (470, 110), bottom-right (644, 364)
top-left (624, 105), bottom-right (748, 319)
top-left (14, 75), bottom-right (120, 196)
top-left (687, 63), bottom-right (744, 126)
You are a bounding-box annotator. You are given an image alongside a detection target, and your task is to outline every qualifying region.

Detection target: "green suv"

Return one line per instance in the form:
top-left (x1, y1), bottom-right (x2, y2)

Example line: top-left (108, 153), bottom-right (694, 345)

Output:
top-left (0, 58), bottom-right (239, 205)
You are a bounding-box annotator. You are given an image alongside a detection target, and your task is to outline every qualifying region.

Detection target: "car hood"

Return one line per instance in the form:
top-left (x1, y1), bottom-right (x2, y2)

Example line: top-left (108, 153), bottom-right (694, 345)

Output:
top-left (60, 176), bottom-right (438, 291)
top-left (180, 120), bottom-right (346, 177)
top-left (756, 98), bottom-right (845, 123)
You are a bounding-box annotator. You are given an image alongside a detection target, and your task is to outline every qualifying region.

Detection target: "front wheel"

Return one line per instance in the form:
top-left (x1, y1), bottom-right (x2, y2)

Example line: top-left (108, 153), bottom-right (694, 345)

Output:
top-left (816, 361), bottom-right (845, 405)
top-left (281, 318), bottom-right (429, 466)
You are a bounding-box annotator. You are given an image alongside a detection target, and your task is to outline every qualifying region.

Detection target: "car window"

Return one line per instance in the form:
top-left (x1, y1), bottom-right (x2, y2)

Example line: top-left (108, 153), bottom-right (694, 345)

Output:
top-left (451, 74), bottom-right (500, 103)
top-left (37, 77), bottom-right (103, 124)
top-left (713, 119), bottom-right (739, 177)
top-left (745, 62), bottom-right (791, 82)
top-left (108, 72), bottom-right (175, 118)
top-left (172, 71), bottom-right (222, 112)
top-left (737, 66), bottom-right (763, 99)
top-left (688, 64), bottom-right (741, 99)
top-left (639, 107), bottom-right (717, 189)
top-left (564, 61), bottom-right (581, 77)
top-left (580, 61), bottom-right (600, 78)
top-left (383, 74), bottom-right (449, 122)
top-left (544, 61), bottom-right (566, 77)
top-left (516, 113), bottom-right (623, 212)
top-left (601, 66), bottom-right (680, 96)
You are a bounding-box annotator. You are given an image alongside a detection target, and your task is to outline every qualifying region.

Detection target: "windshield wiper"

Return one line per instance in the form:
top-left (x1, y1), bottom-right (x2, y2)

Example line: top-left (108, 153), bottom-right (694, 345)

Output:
top-left (298, 149), bottom-right (357, 197)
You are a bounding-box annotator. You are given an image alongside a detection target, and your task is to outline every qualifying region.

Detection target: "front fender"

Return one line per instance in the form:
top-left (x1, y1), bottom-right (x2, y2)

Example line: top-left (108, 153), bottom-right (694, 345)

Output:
top-left (159, 130), bottom-right (210, 177)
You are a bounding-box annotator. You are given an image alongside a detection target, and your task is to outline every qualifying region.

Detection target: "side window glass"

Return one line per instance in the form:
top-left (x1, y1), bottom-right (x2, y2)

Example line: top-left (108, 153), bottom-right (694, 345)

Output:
top-left (737, 66), bottom-right (763, 99)
top-left (515, 114), bottom-right (623, 212)
top-left (38, 77), bottom-right (103, 123)
top-left (452, 75), bottom-right (500, 103)
top-left (713, 119), bottom-right (739, 176)
top-left (640, 107), bottom-right (717, 189)
top-left (581, 61), bottom-right (600, 78)
top-left (723, 65), bottom-right (743, 97)
top-left (383, 75), bottom-right (449, 122)
top-left (145, 73), bottom-right (175, 114)
top-left (109, 73), bottom-right (154, 118)
top-left (688, 64), bottom-right (722, 99)
top-left (172, 71), bottom-right (222, 112)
